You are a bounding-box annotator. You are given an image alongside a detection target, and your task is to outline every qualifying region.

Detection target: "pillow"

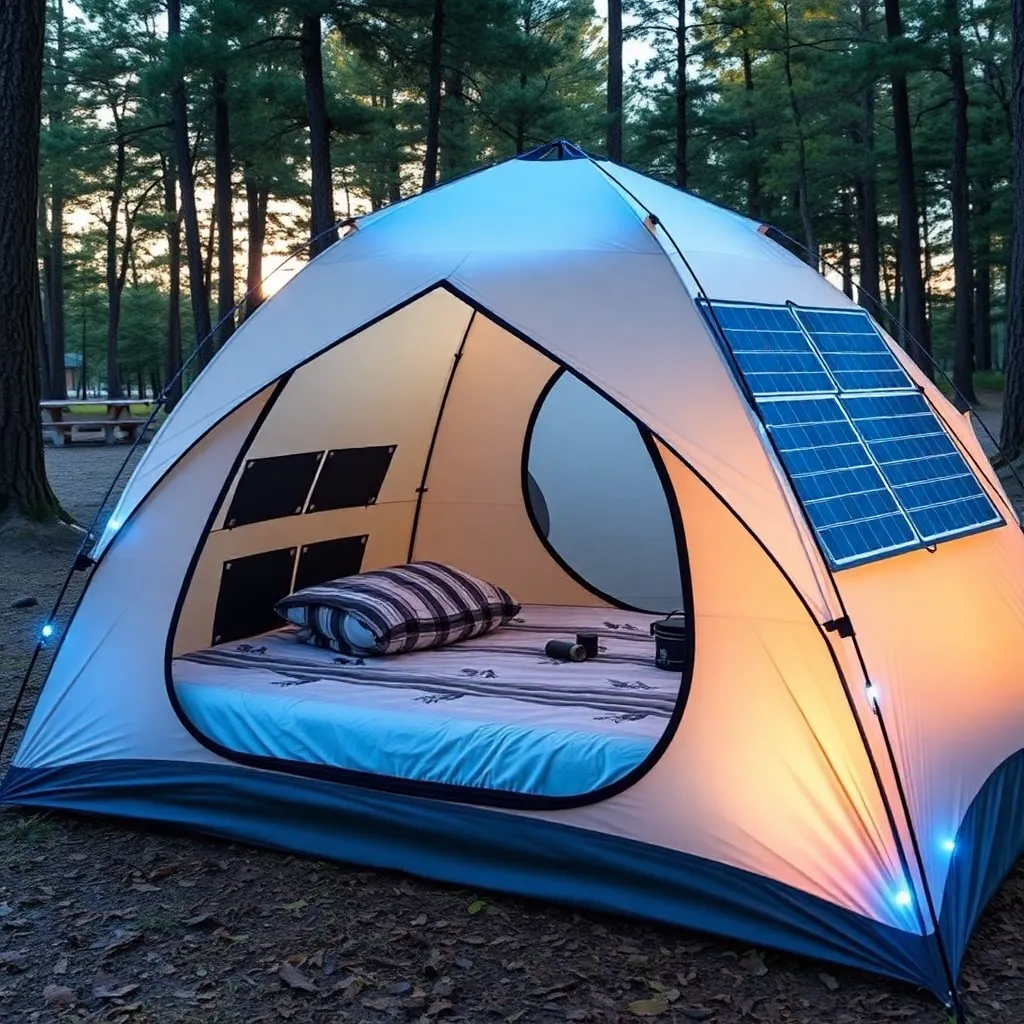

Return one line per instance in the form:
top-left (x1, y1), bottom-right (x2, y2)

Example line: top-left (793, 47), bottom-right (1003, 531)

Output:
top-left (275, 561), bottom-right (520, 656)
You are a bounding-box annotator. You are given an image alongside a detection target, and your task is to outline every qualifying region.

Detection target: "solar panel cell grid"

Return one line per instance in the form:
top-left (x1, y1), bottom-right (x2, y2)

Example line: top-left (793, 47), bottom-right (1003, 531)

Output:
top-left (757, 397), bottom-right (917, 565)
top-left (793, 308), bottom-right (911, 393)
top-left (711, 305), bottom-right (834, 396)
top-left (705, 300), bottom-right (1003, 567)
top-left (841, 393), bottom-right (1001, 543)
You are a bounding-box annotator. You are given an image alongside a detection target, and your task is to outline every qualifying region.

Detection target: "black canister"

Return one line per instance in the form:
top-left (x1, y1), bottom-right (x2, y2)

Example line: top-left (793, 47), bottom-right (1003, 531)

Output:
top-left (650, 612), bottom-right (688, 671)
top-left (576, 632), bottom-right (599, 659)
top-left (545, 639), bottom-right (587, 662)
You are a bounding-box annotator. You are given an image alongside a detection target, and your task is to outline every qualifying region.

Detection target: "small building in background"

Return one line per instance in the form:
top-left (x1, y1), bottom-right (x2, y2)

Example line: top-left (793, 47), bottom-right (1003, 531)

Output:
top-left (64, 352), bottom-right (82, 396)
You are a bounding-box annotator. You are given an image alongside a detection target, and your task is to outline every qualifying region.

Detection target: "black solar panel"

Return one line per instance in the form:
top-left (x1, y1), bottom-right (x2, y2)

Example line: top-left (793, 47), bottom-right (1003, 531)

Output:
top-left (706, 301), bottom-right (1003, 567)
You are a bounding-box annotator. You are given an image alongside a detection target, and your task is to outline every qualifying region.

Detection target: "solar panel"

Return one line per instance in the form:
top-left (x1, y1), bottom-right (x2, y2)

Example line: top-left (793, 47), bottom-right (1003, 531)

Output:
top-left (793, 308), bottom-right (912, 393)
top-left (758, 397), bottom-right (918, 566)
top-left (841, 393), bottom-right (1002, 542)
top-left (705, 301), bottom-right (1004, 568)
top-left (710, 303), bottom-right (833, 396)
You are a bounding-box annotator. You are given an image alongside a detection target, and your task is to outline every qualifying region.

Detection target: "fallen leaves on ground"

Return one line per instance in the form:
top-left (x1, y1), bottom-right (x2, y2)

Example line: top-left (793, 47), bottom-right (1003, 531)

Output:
top-left (42, 983), bottom-right (76, 1007)
top-left (277, 960), bottom-right (316, 992)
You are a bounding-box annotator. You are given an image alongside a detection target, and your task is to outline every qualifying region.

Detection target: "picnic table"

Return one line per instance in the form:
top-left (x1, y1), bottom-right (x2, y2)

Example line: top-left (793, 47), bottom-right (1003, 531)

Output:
top-left (40, 399), bottom-right (156, 446)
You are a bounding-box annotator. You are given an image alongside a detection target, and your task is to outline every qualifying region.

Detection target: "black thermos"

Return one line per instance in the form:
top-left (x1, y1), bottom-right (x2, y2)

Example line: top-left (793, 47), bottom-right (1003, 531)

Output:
top-left (545, 639), bottom-right (587, 662)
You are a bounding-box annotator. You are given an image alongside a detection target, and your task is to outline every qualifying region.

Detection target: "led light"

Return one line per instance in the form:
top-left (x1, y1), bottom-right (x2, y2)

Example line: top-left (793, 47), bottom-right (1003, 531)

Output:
top-left (108, 518), bottom-right (121, 532)
top-left (894, 889), bottom-right (913, 908)
top-left (865, 683), bottom-right (879, 707)
top-left (40, 624), bottom-right (54, 639)
top-left (941, 838), bottom-right (956, 854)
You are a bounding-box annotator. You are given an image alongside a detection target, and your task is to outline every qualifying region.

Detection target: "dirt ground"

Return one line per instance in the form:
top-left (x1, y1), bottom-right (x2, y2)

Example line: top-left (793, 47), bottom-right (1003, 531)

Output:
top-left (2, 426), bottom-right (1024, 1024)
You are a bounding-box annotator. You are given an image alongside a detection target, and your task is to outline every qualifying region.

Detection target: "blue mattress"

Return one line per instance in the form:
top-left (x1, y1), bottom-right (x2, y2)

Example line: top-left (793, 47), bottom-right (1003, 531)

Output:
top-left (172, 605), bottom-right (680, 798)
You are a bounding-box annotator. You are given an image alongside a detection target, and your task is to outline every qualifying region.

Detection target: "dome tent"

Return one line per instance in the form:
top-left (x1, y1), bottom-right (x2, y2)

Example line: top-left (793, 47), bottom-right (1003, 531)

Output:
top-left (4, 140), bottom-right (1024, 1014)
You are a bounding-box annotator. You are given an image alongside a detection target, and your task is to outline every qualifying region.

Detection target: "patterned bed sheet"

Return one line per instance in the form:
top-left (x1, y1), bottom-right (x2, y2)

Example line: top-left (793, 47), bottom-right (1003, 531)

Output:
top-left (171, 605), bottom-right (682, 797)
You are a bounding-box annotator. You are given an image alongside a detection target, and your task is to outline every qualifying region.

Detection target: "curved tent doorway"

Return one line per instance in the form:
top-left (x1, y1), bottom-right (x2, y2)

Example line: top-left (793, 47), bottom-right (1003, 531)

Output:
top-left (167, 287), bottom-right (693, 802)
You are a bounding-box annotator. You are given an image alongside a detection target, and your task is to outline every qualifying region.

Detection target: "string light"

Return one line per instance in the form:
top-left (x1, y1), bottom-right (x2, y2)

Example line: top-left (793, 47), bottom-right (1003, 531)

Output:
top-left (941, 838), bottom-right (956, 854)
top-left (108, 518), bottom-right (121, 532)
top-left (40, 624), bottom-right (54, 640)
top-left (894, 889), bottom-right (913, 908)
top-left (865, 683), bottom-right (879, 709)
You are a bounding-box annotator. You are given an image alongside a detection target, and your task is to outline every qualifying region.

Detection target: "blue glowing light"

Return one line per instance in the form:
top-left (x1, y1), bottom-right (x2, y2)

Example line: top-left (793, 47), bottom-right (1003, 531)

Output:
top-left (894, 888), bottom-right (913, 908)
top-left (108, 518), bottom-right (121, 532)
top-left (41, 624), bottom-right (54, 640)
top-left (941, 838), bottom-right (956, 854)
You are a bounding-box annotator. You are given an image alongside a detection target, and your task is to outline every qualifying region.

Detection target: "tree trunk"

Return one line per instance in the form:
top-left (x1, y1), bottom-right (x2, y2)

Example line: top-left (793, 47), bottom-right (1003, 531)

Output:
top-left (441, 66), bottom-right (472, 181)
top-left (38, 192), bottom-right (55, 399)
top-left (742, 47), bottom-right (761, 219)
top-left (946, 0), bottom-right (976, 403)
top-left (203, 196), bottom-right (216, 304)
top-left (244, 173), bottom-right (267, 319)
top-left (386, 79), bottom-right (402, 204)
top-left (46, 0), bottom-right (66, 400)
top-left (162, 152), bottom-right (182, 410)
top-left (422, 0), bottom-right (444, 189)
top-left (853, 0), bottom-right (881, 309)
top-left (168, 0), bottom-right (213, 370)
top-left (1001, 0), bottom-right (1024, 455)
top-left (840, 191), bottom-right (854, 298)
top-left (674, 0), bottom-right (687, 188)
top-left (105, 132), bottom-right (125, 400)
top-left (607, 0), bottom-right (623, 161)
top-left (212, 68), bottom-right (234, 349)
top-left (884, 0), bottom-right (931, 376)
top-left (781, 1), bottom-right (816, 264)
top-left (0, 0), bottom-right (62, 522)
top-left (299, 12), bottom-right (336, 253)
top-left (975, 214), bottom-right (993, 372)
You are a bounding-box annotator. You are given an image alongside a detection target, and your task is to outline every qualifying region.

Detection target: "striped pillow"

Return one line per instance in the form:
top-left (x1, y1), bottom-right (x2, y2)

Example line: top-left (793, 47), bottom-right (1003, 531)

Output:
top-left (275, 561), bottom-right (521, 656)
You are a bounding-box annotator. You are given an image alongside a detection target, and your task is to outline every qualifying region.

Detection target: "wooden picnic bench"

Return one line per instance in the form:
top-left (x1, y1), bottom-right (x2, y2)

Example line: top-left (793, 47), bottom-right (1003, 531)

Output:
top-left (40, 399), bottom-right (155, 446)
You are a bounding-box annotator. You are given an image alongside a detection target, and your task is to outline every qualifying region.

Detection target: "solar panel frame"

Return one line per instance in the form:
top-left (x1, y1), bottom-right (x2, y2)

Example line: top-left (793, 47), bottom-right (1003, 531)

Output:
top-left (701, 299), bottom-right (1006, 569)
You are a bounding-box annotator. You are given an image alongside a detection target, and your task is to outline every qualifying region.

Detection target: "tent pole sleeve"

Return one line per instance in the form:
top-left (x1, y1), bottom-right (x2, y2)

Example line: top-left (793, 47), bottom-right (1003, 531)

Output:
top-left (407, 309), bottom-right (476, 562)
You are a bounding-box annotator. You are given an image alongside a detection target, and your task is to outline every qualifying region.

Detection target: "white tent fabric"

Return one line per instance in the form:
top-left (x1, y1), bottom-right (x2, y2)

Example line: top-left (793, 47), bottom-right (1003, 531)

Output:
top-left (7, 145), bottom-right (1024, 1010)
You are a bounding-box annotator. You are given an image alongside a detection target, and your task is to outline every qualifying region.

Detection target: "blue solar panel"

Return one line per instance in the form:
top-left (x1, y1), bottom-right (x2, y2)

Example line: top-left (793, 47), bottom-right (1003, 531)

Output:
top-left (706, 301), bottom-right (1004, 568)
top-left (841, 393), bottom-right (1001, 542)
top-left (758, 398), bottom-right (918, 565)
top-left (792, 309), bottom-right (912, 393)
top-left (710, 303), bottom-right (833, 396)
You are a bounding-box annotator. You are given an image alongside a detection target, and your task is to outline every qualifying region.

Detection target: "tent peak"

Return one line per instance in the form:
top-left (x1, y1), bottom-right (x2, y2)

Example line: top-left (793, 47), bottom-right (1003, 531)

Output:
top-left (517, 139), bottom-right (591, 162)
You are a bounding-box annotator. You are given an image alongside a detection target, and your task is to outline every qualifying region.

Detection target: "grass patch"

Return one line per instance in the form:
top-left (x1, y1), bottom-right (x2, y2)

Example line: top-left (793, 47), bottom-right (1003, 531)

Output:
top-left (68, 403), bottom-right (163, 418)
top-left (935, 369), bottom-right (1004, 400)
top-left (974, 370), bottom-right (1004, 392)
top-left (1, 813), bottom-right (59, 843)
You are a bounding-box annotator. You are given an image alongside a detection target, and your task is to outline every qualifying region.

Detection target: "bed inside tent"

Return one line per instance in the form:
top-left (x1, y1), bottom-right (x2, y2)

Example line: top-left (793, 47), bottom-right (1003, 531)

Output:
top-left (167, 288), bottom-right (692, 801)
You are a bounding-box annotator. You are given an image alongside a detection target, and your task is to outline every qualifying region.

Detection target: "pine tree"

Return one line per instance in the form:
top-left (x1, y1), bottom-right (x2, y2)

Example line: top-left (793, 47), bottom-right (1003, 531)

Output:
top-left (0, 0), bottom-right (64, 523)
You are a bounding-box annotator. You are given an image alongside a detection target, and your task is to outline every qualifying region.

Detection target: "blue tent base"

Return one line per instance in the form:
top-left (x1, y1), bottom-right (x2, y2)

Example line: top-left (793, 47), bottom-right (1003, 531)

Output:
top-left (1, 757), bottom-right (948, 997)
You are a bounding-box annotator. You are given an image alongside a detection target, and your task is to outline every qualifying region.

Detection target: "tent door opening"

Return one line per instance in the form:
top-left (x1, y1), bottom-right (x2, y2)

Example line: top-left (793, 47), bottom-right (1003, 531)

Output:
top-left (166, 289), bottom-right (694, 804)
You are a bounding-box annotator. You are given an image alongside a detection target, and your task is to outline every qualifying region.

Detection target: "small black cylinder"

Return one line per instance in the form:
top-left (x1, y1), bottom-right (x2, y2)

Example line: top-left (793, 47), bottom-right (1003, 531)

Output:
top-left (576, 632), bottom-right (599, 659)
top-left (545, 639), bottom-right (587, 662)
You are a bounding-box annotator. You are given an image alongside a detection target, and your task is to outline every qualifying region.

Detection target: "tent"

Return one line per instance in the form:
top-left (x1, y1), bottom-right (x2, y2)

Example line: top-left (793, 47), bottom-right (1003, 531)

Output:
top-left (4, 140), bottom-right (1024, 1014)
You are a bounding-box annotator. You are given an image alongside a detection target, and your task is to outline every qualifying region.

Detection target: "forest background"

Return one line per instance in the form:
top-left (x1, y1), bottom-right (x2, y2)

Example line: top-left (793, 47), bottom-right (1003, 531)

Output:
top-left (28, 0), bottom-right (1016, 423)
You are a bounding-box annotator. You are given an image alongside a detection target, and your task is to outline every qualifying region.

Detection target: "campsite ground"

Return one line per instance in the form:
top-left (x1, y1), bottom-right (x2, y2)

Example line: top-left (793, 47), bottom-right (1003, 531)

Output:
top-left (1, 404), bottom-right (1023, 1024)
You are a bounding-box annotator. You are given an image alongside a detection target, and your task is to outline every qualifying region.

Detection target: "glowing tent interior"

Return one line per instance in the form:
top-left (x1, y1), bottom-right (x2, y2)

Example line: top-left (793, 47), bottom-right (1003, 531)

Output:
top-left (4, 140), bottom-right (1024, 1016)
